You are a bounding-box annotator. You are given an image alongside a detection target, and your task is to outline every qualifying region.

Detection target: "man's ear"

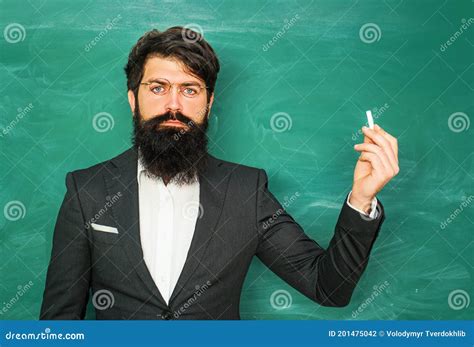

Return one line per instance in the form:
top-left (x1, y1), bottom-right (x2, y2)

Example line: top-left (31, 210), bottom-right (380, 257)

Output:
top-left (127, 90), bottom-right (136, 114)
top-left (207, 93), bottom-right (214, 118)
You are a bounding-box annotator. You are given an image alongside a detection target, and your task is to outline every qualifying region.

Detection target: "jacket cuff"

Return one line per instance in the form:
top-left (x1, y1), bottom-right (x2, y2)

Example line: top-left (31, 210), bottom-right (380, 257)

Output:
top-left (347, 190), bottom-right (378, 219)
top-left (338, 192), bottom-right (385, 235)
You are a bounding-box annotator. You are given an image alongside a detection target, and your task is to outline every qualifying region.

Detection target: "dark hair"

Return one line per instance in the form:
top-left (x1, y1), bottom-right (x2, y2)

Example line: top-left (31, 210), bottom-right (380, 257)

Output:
top-left (124, 26), bottom-right (220, 100)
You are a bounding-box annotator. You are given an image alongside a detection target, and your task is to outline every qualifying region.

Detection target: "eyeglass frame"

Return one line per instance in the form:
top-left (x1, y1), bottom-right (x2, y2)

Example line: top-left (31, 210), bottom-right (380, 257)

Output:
top-left (139, 77), bottom-right (209, 98)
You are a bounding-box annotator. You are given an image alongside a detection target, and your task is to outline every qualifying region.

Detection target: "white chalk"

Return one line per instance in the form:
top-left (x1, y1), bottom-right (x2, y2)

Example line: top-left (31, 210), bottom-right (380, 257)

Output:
top-left (366, 110), bottom-right (374, 129)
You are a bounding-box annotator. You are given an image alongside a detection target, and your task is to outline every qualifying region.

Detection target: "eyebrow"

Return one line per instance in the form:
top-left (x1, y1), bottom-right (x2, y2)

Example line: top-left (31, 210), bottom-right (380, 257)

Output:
top-left (145, 78), bottom-right (202, 86)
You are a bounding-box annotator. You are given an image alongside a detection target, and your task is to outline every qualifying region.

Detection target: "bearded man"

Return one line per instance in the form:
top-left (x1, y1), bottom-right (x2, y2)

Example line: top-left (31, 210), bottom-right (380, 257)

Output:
top-left (40, 26), bottom-right (399, 320)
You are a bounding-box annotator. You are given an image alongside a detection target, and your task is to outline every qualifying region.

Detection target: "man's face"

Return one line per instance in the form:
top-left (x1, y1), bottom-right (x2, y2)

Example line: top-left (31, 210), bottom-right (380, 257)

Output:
top-left (128, 56), bottom-right (214, 128)
top-left (128, 56), bottom-right (214, 185)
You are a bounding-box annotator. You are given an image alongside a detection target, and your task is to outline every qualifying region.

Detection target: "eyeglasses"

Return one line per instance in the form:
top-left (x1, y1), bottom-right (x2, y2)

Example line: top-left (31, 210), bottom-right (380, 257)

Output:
top-left (140, 78), bottom-right (208, 98)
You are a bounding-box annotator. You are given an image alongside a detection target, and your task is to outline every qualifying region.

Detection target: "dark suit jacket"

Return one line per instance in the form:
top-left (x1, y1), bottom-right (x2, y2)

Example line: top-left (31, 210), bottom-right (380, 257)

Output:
top-left (40, 147), bottom-right (385, 320)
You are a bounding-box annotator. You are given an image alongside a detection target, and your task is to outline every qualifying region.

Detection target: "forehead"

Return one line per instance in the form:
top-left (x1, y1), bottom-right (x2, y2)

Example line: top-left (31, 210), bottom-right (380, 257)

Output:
top-left (142, 56), bottom-right (202, 83)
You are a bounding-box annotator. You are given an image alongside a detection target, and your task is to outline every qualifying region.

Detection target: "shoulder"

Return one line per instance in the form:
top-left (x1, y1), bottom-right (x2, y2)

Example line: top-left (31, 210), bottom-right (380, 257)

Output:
top-left (208, 154), bottom-right (265, 179)
top-left (67, 147), bottom-right (136, 185)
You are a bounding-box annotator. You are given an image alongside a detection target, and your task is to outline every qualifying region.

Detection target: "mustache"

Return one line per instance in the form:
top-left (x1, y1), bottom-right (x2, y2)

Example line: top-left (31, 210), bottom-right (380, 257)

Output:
top-left (139, 111), bottom-right (196, 129)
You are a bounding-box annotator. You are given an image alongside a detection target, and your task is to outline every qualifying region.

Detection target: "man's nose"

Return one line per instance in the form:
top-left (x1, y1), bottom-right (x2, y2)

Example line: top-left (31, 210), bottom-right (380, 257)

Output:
top-left (163, 87), bottom-right (183, 114)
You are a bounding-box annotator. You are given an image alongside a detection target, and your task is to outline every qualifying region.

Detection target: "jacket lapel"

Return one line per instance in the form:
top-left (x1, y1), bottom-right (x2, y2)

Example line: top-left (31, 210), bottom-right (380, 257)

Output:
top-left (105, 147), bottom-right (167, 308)
top-left (104, 147), bottom-right (231, 307)
top-left (168, 155), bottom-right (231, 304)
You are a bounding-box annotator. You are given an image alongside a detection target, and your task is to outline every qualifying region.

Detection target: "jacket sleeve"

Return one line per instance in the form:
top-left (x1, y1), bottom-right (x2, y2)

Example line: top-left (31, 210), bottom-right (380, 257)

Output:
top-left (40, 172), bottom-right (91, 319)
top-left (255, 169), bottom-right (385, 307)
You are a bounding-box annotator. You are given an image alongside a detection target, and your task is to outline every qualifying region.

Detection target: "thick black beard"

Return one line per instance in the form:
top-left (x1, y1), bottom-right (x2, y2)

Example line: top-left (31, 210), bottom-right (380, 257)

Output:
top-left (132, 108), bottom-right (209, 186)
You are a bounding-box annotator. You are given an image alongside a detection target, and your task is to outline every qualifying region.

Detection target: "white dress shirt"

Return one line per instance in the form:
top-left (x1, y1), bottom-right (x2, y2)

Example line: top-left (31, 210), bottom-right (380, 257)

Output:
top-left (137, 158), bottom-right (378, 304)
top-left (137, 158), bottom-right (200, 304)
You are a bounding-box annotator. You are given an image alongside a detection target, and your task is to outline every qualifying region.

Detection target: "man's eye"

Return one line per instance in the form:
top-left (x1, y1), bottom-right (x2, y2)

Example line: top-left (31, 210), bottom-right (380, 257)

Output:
top-left (183, 87), bottom-right (198, 95)
top-left (151, 85), bottom-right (166, 94)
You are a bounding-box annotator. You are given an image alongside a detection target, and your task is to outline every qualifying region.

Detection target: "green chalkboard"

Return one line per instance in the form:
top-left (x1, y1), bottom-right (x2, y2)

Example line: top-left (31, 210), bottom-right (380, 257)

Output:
top-left (1, 0), bottom-right (472, 320)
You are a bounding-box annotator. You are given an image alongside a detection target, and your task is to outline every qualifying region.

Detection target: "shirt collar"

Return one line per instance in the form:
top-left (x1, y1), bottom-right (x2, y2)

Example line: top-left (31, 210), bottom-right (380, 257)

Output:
top-left (137, 156), bottom-right (146, 182)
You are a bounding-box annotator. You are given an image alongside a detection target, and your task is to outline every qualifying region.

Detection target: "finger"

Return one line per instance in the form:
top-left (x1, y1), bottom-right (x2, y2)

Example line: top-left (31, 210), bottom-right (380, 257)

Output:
top-left (363, 131), bottom-right (374, 144)
top-left (358, 152), bottom-right (385, 177)
top-left (373, 125), bottom-right (399, 175)
top-left (362, 126), bottom-right (398, 172)
top-left (354, 143), bottom-right (395, 177)
top-left (374, 124), bottom-right (398, 164)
